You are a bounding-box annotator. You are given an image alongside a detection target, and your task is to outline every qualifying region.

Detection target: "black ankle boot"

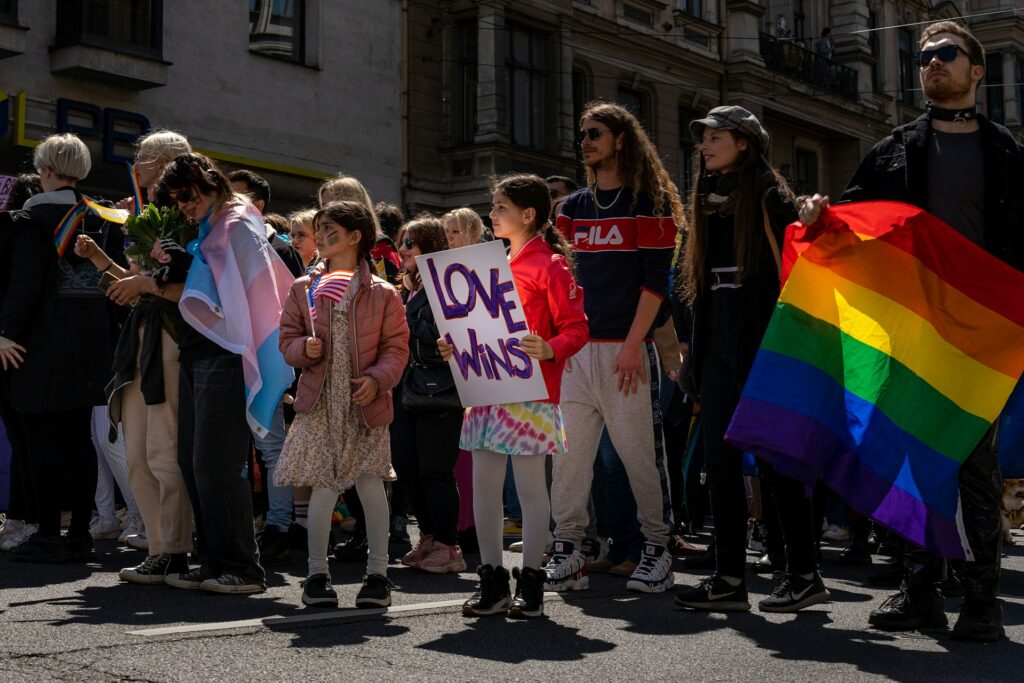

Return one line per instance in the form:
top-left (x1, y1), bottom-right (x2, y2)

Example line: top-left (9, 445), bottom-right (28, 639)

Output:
top-left (509, 566), bottom-right (545, 619)
top-left (952, 597), bottom-right (1005, 642)
top-left (462, 565), bottom-right (512, 616)
top-left (868, 587), bottom-right (947, 631)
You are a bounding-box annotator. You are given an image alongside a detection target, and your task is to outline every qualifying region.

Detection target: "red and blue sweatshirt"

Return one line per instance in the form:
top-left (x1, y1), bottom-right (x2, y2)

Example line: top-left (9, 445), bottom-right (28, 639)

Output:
top-left (556, 186), bottom-right (678, 341)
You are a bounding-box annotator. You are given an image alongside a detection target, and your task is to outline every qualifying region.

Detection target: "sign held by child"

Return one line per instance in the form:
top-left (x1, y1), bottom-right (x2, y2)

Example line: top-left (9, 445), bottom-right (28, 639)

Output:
top-left (417, 241), bottom-right (549, 406)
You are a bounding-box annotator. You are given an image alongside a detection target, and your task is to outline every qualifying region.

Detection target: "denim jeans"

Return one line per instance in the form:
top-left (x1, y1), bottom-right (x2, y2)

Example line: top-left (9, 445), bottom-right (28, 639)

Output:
top-left (253, 402), bottom-right (291, 532)
top-left (178, 354), bottom-right (264, 582)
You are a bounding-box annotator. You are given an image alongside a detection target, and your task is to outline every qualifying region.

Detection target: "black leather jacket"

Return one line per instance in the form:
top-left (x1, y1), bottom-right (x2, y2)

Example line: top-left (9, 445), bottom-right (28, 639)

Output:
top-left (841, 111), bottom-right (1024, 271)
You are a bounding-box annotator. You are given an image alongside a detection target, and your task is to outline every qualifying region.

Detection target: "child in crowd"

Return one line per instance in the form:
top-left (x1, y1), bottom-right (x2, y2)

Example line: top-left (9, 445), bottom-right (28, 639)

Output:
top-left (441, 174), bottom-right (589, 618)
top-left (275, 201), bottom-right (409, 609)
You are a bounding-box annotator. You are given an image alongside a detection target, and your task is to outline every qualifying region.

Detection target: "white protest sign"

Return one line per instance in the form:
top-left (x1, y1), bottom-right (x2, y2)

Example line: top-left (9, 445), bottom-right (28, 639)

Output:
top-left (416, 241), bottom-right (549, 407)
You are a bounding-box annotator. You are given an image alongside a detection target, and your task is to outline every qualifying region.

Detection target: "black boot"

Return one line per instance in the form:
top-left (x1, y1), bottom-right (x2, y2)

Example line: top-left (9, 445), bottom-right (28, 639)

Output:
top-left (683, 542), bottom-right (716, 570)
top-left (509, 566), bottom-right (545, 619)
top-left (462, 565), bottom-right (511, 616)
top-left (868, 587), bottom-right (948, 631)
top-left (952, 598), bottom-right (1005, 642)
top-left (332, 533), bottom-right (368, 563)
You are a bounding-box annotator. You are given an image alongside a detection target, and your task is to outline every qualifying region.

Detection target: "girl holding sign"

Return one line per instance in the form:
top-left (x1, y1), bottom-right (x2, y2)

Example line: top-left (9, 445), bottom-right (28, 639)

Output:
top-left (441, 174), bottom-right (589, 618)
top-left (276, 201), bottom-right (409, 609)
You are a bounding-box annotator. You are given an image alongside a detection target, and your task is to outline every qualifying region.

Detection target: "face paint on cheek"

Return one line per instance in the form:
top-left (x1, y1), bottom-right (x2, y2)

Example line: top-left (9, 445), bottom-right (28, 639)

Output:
top-left (324, 232), bottom-right (342, 246)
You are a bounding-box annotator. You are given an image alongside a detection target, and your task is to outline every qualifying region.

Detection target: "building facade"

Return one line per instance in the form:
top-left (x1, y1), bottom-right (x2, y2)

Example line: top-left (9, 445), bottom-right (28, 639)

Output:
top-left (403, 0), bottom-right (1024, 217)
top-left (0, 0), bottom-right (403, 211)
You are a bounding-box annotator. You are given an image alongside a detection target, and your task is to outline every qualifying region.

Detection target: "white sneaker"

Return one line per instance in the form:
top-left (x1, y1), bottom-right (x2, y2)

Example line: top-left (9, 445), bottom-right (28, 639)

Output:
top-left (90, 515), bottom-right (123, 540)
top-left (125, 532), bottom-right (149, 552)
top-left (118, 514), bottom-right (144, 544)
top-left (626, 541), bottom-right (675, 593)
top-left (821, 524), bottom-right (850, 542)
top-left (543, 540), bottom-right (589, 592)
top-left (1, 522), bottom-right (38, 551)
top-left (509, 541), bottom-right (524, 553)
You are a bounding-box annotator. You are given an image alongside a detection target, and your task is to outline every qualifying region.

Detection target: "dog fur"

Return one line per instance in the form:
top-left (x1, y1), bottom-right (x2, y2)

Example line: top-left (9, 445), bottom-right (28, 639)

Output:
top-left (1002, 478), bottom-right (1024, 544)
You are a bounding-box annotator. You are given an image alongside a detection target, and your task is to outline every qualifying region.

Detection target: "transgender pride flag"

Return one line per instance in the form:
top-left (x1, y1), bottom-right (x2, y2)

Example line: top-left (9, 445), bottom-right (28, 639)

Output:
top-left (727, 202), bottom-right (1024, 560)
top-left (180, 199), bottom-right (295, 437)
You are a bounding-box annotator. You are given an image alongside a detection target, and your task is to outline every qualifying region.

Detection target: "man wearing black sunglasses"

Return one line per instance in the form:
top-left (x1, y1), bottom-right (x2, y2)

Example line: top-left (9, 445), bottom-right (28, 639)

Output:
top-left (801, 21), bottom-right (1024, 643)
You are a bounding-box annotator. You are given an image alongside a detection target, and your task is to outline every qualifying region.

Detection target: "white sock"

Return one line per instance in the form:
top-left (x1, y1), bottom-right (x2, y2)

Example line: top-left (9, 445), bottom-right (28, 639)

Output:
top-left (307, 489), bottom-right (339, 577)
top-left (354, 474), bottom-right (389, 577)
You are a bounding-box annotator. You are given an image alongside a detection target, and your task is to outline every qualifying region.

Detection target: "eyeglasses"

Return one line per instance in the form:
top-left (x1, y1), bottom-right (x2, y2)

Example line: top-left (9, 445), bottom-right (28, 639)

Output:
top-left (172, 190), bottom-right (198, 205)
top-left (917, 44), bottom-right (972, 67)
top-left (575, 128), bottom-right (607, 144)
top-left (403, 237), bottom-right (416, 249)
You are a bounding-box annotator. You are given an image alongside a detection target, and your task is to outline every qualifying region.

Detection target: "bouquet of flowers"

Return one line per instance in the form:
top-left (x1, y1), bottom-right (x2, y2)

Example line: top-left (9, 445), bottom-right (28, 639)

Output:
top-left (122, 203), bottom-right (190, 271)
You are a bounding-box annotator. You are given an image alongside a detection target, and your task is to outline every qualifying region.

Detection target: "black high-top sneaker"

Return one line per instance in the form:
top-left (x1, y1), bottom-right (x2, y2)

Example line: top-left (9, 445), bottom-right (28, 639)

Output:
top-left (509, 566), bottom-right (545, 619)
top-left (462, 564), bottom-right (512, 616)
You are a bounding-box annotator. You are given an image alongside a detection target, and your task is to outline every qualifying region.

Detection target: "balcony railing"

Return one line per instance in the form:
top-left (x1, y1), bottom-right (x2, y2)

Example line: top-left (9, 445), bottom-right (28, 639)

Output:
top-left (759, 33), bottom-right (858, 101)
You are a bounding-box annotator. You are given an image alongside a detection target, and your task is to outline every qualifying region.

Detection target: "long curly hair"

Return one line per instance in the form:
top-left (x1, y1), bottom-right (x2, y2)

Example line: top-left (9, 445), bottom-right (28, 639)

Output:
top-left (579, 102), bottom-right (685, 227)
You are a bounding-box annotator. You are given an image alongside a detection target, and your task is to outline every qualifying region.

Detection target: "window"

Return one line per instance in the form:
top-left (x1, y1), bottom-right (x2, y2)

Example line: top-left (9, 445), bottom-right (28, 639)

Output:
top-left (0, 0), bottom-right (17, 26)
top-left (249, 0), bottom-right (304, 63)
top-left (456, 21), bottom-right (478, 144)
top-left (898, 28), bottom-right (916, 105)
top-left (617, 86), bottom-right (649, 133)
top-left (793, 148), bottom-right (818, 196)
top-left (572, 66), bottom-right (590, 129)
top-left (679, 0), bottom-right (702, 19)
top-left (679, 108), bottom-right (698, 197)
top-left (986, 53), bottom-right (1004, 124)
top-left (506, 22), bottom-right (550, 150)
top-left (868, 12), bottom-right (880, 91)
top-left (1017, 56), bottom-right (1024, 122)
top-left (623, 3), bottom-right (653, 27)
top-left (56, 0), bottom-right (163, 59)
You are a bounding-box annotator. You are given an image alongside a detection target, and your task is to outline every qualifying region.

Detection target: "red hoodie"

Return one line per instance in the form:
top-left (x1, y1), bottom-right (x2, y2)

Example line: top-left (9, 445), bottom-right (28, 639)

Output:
top-left (509, 235), bottom-right (589, 403)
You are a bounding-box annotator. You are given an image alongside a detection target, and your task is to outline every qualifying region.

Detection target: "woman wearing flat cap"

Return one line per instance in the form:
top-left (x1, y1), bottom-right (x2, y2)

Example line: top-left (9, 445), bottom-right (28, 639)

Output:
top-left (673, 106), bottom-right (828, 614)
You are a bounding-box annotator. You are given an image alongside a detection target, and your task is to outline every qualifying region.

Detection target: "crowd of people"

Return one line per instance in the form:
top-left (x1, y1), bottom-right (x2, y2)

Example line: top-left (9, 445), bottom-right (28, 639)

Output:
top-left (0, 21), bottom-right (1019, 641)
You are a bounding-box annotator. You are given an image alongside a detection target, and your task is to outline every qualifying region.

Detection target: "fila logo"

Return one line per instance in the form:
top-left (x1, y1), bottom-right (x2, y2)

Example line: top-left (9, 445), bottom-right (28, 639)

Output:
top-left (574, 224), bottom-right (624, 246)
top-left (568, 281), bottom-right (578, 300)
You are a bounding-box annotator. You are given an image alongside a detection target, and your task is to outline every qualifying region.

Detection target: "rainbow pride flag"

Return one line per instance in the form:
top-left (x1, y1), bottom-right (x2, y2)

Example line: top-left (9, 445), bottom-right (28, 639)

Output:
top-left (53, 202), bottom-right (89, 257)
top-left (726, 201), bottom-right (1024, 560)
top-left (127, 162), bottom-right (144, 216)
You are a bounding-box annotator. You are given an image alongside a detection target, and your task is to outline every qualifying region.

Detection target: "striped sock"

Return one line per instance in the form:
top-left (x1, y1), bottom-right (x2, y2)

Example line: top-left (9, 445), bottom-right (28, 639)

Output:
top-left (294, 501), bottom-right (309, 529)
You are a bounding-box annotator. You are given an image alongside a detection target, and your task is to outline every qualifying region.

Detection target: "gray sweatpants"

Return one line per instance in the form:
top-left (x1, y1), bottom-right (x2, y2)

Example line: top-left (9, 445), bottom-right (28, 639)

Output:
top-left (551, 341), bottom-right (672, 546)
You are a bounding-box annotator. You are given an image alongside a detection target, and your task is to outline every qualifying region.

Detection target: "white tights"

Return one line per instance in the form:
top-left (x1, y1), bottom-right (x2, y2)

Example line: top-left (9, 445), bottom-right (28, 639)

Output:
top-left (307, 474), bottom-right (389, 577)
top-left (472, 449), bottom-right (550, 570)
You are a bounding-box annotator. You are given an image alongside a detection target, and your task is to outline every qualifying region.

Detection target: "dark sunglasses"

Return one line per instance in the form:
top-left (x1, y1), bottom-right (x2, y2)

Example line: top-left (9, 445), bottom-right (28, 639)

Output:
top-left (917, 44), bottom-right (972, 67)
top-left (575, 128), bottom-right (607, 144)
top-left (172, 190), bottom-right (198, 204)
top-left (402, 237), bottom-right (416, 249)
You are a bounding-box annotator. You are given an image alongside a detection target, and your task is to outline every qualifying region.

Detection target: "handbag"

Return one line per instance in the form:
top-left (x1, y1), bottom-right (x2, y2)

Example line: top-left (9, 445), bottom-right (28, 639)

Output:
top-left (401, 362), bottom-right (462, 413)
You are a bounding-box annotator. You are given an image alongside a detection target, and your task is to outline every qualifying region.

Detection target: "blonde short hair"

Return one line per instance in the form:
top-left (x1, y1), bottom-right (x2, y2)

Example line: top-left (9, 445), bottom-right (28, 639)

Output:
top-left (136, 130), bottom-right (191, 165)
top-left (34, 133), bottom-right (91, 181)
top-left (443, 207), bottom-right (484, 244)
top-left (318, 174), bottom-right (382, 236)
top-left (288, 208), bottom-right (317, 230)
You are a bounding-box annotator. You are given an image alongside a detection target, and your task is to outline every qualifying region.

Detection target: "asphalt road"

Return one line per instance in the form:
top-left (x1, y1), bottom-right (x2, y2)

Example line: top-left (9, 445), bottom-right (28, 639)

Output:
top-left (2, 530), bottom-right (1023, 682)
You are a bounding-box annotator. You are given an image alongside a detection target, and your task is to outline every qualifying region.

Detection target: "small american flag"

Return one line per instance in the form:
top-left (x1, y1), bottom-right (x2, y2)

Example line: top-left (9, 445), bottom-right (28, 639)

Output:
top-left (308, 269), bottom-right (354, 321)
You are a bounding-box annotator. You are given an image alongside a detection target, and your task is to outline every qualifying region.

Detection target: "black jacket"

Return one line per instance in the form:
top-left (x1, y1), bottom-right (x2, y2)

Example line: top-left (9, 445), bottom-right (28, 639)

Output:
top-left (1, 190), bottom-right (126, 413)
top-left (685, 180), bottom-right (798, 396)
top-left (841, 112), bottom-right (1024, 271)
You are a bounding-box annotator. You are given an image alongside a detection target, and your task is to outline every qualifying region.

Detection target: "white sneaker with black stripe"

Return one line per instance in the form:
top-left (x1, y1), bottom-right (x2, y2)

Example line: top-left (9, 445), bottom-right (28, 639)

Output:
top-left (543, 539), bottom-right (589, 592)
top-left (626, 541), bottom-right (674, 593)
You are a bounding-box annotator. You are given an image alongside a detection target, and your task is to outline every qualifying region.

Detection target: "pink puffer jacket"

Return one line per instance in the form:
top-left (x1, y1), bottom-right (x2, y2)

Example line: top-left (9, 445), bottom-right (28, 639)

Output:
top-left (279, 259), bottom-right (409, 427)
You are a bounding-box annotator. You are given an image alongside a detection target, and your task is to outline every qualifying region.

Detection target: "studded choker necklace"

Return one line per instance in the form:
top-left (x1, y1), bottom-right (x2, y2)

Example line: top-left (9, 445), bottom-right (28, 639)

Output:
top-left (928, 104), bottom-right (978, 125)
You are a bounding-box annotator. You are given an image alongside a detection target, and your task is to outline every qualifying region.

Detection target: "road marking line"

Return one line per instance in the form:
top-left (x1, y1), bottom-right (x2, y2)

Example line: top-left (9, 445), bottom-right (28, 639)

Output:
top-left (127, 592), bottom-right (572, 637)
top-left (126, 598), bottom-right (467, 636)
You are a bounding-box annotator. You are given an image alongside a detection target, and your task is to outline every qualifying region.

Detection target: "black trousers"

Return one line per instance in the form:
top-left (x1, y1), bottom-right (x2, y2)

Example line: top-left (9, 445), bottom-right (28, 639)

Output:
top-left (390, 402), bottom-right (463, 547)
top-left (19, 407), bottom-right (95, 538)
top-left (700, 353), bottom-right (817, 578)
top-left (905, 428), bottom-right (1002, 602)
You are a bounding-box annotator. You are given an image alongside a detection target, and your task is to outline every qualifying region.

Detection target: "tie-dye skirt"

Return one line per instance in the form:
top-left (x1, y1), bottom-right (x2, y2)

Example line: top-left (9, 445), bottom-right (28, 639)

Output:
top-left (459, 401), bottom-right (566, 456)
